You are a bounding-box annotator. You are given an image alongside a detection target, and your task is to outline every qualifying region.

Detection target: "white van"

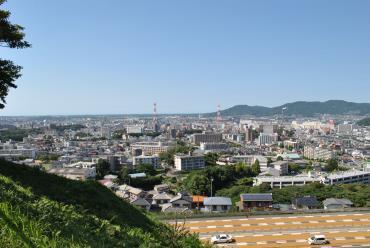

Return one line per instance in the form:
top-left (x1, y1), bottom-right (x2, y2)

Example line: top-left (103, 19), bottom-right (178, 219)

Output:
top-left (308, 235), bottom-right (330, 245)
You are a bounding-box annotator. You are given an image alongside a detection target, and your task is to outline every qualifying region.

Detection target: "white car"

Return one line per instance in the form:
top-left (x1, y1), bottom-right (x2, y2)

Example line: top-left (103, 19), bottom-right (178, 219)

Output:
top-left (308, 235), bottom-right (330, 245)
top-left (210, 234), bottom-right (235, 244)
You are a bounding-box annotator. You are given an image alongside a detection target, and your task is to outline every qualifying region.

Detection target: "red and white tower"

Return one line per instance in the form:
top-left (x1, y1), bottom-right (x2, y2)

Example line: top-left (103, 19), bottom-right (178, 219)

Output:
top-left (153, 102), bottom-right (158, 132)
top-left (216, 104), bottom-right (222, 123)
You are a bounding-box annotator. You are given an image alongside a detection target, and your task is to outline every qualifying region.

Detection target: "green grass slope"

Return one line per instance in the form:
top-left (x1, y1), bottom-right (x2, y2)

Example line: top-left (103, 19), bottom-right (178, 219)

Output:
top-left (0, 160), bottom-right (208, 248)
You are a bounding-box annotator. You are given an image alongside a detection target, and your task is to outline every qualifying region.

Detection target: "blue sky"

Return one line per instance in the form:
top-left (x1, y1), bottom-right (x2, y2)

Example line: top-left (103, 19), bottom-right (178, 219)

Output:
top-left (1, 0), bottom-right (370, 115)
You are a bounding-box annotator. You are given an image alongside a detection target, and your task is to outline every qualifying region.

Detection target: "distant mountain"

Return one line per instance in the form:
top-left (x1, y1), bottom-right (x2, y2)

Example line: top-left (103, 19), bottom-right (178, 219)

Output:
top-left (207, 100), bottom-right (370, 117)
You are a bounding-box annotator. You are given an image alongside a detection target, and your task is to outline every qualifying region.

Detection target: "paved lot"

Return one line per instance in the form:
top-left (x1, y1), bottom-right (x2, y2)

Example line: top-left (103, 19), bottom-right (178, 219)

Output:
top-left (172, 212), bottom-right (370, 247)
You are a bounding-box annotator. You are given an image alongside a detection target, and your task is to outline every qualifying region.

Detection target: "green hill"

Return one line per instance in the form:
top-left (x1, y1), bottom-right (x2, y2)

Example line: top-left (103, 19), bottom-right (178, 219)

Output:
top-left (207, 100), bottom-right (370, 117)
top-left (0, 159), bottom-right (208, 248)
top-left (358, 117), bottom-right (370, 126)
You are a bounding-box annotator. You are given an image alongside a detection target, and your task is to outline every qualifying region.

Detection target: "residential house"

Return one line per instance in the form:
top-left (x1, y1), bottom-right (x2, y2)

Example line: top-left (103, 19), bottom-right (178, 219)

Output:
top-left (116, 184), bottom-right (145, 201)
top-left (130, 198), bottom-right (151, 211)
top-left (192, 195), bottom-right (208, 210)
top-left (161, 192), bottom-right (192, 212)
top-left (238, 193), bottom-right (273, 211)
top-left (152, 192), bottom-right (173, 206)
top-left (292, 196), bottom-right (319, 210)
top-left (203, 197), bottom-right (232, 212)
top-left (154, 184), bottom-right (170, 193)
top-left (323, 198), bottom-right (353, 210)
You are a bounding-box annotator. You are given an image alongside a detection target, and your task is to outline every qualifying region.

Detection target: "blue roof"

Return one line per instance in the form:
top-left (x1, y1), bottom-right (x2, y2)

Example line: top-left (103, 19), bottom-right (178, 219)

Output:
top-left (241, 193), bottom-right (273, 202)
top-left (129, 172), bottom-right (146, 178)
top-left (204, 197), bottom-right (232, 206)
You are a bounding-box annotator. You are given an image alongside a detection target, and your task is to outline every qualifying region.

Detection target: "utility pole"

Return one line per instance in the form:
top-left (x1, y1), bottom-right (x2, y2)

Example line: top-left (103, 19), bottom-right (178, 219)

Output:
top-left (210, 178), bottom-right (214, 197)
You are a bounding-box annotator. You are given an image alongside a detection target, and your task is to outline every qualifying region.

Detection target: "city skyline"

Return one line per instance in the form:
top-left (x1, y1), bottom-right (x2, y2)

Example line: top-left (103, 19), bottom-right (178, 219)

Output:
top-left (2, 0), bottom-right (370, 115)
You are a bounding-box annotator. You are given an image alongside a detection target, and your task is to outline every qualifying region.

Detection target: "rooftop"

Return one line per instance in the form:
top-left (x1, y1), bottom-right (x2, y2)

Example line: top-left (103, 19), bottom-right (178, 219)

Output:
top-left (241, 193), bottom-right (273, 202)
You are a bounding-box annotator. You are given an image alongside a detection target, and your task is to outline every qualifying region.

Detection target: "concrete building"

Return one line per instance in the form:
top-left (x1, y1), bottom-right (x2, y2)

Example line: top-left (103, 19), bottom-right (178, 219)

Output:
top-left (192, 132), bottom-right (222, 145)
top-left (131, 141), bottom-right (171, 155)
top-left (323, 170), bottom-right (370, 185)
top-left (47, 167), bottom-right (96, 180)
top-left (126, 125), bottom-right (144, 134)
top-left (283, 140), bottom-right (300, 150)
top-left (337, 124), bottom-right (353, 134)
top-left (133, 155), bottom-right (160, 168)
top-left (0, 142), bottom-right (36, 159)
top-left (262, 124), bottom-right (277, 135)
top-left (254, 174), bottom-right (321, 189)
top-left (304, 146), bottom-right (334, 160)
top-left (200, 142), bottom-right (228, 152)
top-left (258, 133), bottom-right (278, 145)
top-left (174, 154), bottom-right (205, 171)
top-left (269, 161), bottom-right (289, 175)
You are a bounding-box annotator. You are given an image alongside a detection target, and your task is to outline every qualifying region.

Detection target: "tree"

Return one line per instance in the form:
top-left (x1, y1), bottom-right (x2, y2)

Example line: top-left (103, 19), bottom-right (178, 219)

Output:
top-left (324, 159), bottom-right (339, 172)
top-left (183, 173), bottom-right (210, 195)
top-left (0, 0), bottom-right (31, 108)
top-left (267, 157), bottom-right (273, 165)
top-left (96, 159), bottom-right (110, 179)
top-left (276, 156), bottom-right (284, 161)
top-left (204, 152), bottom-right (219, 166)
top-left (251, 159), bottom-right (261, 176)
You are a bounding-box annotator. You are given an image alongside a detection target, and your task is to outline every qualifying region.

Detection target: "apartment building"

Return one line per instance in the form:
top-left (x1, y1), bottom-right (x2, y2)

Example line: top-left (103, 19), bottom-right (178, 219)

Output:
top-left (133, 155), bottom-right (160, 168)
top-left (131, 141), bottom-right (171, 155)
top-left (174, 154), bottom-right (205, 171)
top-left (304, 146), bottom-right (334, 160)
top-left (192, 132), bottom-right (222, 145)
top-left (200, 142), bottom-right (228, 152)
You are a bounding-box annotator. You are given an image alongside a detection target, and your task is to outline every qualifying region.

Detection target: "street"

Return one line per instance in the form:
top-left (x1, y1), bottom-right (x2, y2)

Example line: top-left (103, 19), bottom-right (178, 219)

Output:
top-left (171, 212), bottom-right (370, 247)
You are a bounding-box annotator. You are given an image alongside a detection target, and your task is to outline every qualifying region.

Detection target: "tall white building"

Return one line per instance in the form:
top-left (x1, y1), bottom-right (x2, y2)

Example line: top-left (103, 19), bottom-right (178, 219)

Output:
top-left (258, 133), bottom-right (278, 145)
top-left (174, 154), bottom-right (205, 171)
top-left (304, 146), bottom-right (334, 160)
top-left (133, 155), bottom-right (160, 168)
top-left (337, 124), bottom-right (353, 134)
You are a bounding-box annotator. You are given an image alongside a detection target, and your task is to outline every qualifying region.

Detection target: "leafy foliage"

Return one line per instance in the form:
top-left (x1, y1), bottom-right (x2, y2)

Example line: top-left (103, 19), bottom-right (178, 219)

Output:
top-left (0, 128), bottom-right (43, 142)
top-left (216, 182), bottom-right (370, 207)
top-left (357, 117), bottom-right (370, 126)
top-left (0, 0), bottom-right (30, 108)
top-left (0, 159), bottom-right (208, 247)
top-left (182, 163), bottom-right (258, 196)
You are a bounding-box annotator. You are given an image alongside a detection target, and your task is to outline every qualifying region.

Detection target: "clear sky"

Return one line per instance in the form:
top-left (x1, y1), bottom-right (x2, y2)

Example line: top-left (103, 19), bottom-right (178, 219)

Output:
top-left (1, 0), bottom-right (370, 115)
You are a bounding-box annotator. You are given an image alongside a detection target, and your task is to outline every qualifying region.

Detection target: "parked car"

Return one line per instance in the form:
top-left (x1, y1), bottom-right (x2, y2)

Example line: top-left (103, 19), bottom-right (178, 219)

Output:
top-left (210, 234), bottom-right (235, 244)
top-left (308, 235), bottom-right (330, 245)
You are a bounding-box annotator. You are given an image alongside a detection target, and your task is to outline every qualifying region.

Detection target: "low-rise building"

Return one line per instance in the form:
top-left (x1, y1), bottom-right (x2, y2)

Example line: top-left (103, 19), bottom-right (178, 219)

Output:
top-left (130, 198), bottom-right (151, 211)
top-left (203, 197), bottom-right (232, 212)
top-left (292, 196), bottom-right (319, 210)
top-left (47, 167), bottom-right (96, 180)
top-left (238, 193), bottom-right (273, 211)
top-left (254, 174), bottom-right (320, 189)
top-left (323, 198), bottom-right (353, 210)
top-left (323, 170), bottom-right (370, 185)
top-left (269, 161), bottom-right (289, 175)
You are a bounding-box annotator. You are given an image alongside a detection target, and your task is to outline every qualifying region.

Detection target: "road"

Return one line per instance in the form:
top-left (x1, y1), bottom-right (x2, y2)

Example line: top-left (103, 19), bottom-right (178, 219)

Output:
top-left (171, 212), bottom-right (370, 247)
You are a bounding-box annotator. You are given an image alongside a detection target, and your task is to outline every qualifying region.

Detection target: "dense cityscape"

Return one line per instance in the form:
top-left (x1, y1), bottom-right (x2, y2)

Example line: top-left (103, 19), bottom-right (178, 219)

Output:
top-left (1, 107), bottom-right (369, 213)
